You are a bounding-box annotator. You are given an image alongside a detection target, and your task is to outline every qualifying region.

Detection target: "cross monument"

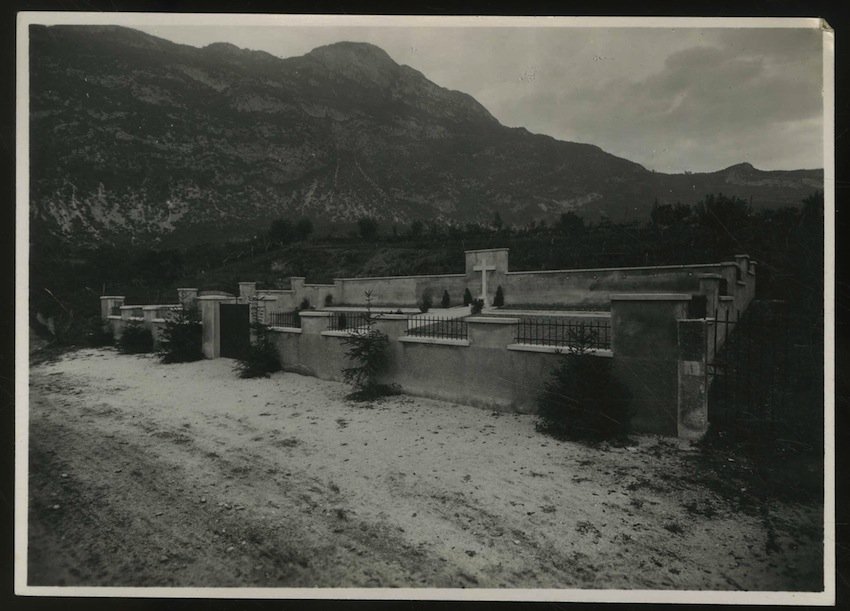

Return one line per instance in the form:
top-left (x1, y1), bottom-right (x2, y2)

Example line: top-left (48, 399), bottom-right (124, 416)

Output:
top-left (473, 260), bottom-right (497, 307)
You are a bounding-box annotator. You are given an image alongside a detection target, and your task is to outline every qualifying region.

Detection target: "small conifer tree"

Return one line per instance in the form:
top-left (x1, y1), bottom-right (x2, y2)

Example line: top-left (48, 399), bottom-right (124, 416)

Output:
top-left (494, 285), bottom-right (505, 307)
top-left (463, 288), bottom-right (473, 306)
top-left (441, 290), bottom-right (451, 308)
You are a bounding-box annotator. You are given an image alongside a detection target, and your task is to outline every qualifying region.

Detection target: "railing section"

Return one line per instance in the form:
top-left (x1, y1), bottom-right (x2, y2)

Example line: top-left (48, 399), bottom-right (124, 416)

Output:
top-left (405, 316), bottom-right (469, 340)
top-left (514, 317), bottom-right (611, 350)
top-left (328, 312), bottom-right (371, 333)
top-left (267, 311), bottom-right (302, 329)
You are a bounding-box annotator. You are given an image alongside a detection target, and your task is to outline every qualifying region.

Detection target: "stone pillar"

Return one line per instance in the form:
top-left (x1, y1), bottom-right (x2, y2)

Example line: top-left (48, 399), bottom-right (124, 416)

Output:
top-left (371, 314), bottom-right (409, 341)
top-left (467, 316), bottom-right (519, 348)
top-left (198, 295), bottom-right (237, 359)
top-left (610, 294), bottom-right (692, 436)
top-left (698, 274), bottom-right (722, 317)
top-left (177, 288), bottom-right (198, 310)
top-left (677, 319), bottom-right (710, 439)
top-left (297, 310), bottom-right (333, 335)
top-left (100, 296), bottom-right (125, 320)
top-left (238, 282), bottom-right (257, 303)
top-left (734, 254), bottom-right (750, 277)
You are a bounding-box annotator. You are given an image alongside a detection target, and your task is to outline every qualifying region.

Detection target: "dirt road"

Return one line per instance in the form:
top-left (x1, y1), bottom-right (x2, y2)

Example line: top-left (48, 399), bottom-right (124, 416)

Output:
top-left (26, 348), bottom-right (823, 590)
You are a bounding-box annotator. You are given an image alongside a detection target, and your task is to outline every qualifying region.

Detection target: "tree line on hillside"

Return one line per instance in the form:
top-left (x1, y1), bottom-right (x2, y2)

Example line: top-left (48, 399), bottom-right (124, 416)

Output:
top-left (29, 191), bottom-right (823, 346)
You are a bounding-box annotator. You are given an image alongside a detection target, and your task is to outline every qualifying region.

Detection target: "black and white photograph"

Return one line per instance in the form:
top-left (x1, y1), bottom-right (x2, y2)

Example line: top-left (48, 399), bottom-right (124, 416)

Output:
top-left (15, 12), bottom-right (834, 603)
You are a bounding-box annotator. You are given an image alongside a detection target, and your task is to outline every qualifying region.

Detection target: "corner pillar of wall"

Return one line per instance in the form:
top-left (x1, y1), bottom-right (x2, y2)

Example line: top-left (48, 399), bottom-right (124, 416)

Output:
top-left (198, 295), bottom-right (237, 359)
top-left (372, 314), bottom-right (409, 341)
top-left (610, 294), bottom-right (692, 436)
top-left (297, 310), bottom-right (333, 335)
top-left (177, 288), bottom-right (198, 311)
top-left (238, 282), bottom-right (257, 303)
top-left (99, 296), bottom-right (124, 320)
top-left (697, 274), bottom-right (722, 316)
top-left (467, 316), bottom-right (519, 347)
top-left (677, 319), bottom-right (710, 439)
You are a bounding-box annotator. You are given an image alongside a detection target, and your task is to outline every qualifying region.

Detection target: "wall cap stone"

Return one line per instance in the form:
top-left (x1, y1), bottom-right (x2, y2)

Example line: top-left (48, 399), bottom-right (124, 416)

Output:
top-left (698, 273), bottom-right (723, 280)
top-left (100, 295), bottom-right (125, 300)
top-left (464, 247), bottom-right (509, 254)
top-left (106, 315), bottom-right (122, 320)
top-left (334, 273), bottom-right (466, 281)
top-left (298, 310), bottom-right (334, 318)
top-left (466, 316), bottom-right (520, 324)
top-left (507, 343), bottom-right (613, 357)
top-left (197, 295), bottom-right (237, 301)
top-left (398, 336), bottom-right (471, 347)
top-left (506, 262), bottom-right (728, 276)
top-left (373, 313), bottom-right (410, 321)
top-left (719, 296), bottom-right (735, 302)
top-left (610, 293), bottom-right (692, 301)
top-left (270, 327), bottom-right (302, 334)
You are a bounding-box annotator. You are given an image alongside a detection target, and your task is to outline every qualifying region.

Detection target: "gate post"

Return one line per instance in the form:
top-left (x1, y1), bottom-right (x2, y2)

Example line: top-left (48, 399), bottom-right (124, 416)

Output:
top-left (198, 295), bottom-right (237, 359)
top-left (610, 294), bottom-right (691, 436)
top-left (677, 319), bottom-right (710, 439)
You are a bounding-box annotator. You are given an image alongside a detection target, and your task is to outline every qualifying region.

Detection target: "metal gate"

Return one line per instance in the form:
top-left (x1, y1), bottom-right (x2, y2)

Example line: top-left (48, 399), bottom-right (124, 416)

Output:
top-left (705, 301), bottom-right (822, 442)
top-left (220, 303), bottom-right (250, 360)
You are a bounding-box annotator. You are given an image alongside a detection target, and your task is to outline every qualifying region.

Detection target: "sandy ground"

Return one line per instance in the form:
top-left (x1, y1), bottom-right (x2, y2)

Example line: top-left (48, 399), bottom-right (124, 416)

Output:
top-left (26, 348), bottom-right (823, 590)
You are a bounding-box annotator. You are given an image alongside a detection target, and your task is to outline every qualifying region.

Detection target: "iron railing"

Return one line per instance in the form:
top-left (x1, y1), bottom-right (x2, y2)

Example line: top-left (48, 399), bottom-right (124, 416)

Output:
top-left (328, 312), bottom-right (371, 333)
top-left (406, 316), bottom-right (469, 340)
top-left (514, 317), bottom-right (611, 350)
top-left (267, 311), bottom-right (301, 329)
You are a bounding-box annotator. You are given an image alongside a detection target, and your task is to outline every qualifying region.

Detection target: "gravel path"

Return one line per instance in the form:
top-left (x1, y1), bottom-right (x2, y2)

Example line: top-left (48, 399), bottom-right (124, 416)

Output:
top-left (26, 348), bottom-right (822, 590)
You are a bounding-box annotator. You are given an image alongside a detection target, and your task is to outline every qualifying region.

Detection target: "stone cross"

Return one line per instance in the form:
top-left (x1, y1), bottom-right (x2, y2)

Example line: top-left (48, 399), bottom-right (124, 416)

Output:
top-left (473, 261), bottom-right (497, 307)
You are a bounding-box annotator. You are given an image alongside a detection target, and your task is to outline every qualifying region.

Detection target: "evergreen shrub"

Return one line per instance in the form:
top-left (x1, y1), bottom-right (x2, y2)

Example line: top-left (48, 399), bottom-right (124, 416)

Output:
top-left (159, 307), bottom-right (203, 363)
top-left (236, 323), bottom-right (282, 378)
top-left (536, 329), bottom-right (632, 443)
top-left (118, 321), bottom-right (154, 354)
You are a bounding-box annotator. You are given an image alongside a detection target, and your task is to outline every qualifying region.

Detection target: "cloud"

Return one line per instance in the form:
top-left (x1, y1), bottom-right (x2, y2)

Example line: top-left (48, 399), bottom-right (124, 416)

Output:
top-left (134, 24), bottom-right (825, 172)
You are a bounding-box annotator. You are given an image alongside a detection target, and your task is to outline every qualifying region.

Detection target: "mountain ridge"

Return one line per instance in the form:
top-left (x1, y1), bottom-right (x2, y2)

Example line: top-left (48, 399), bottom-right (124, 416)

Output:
top-left (28, 25), bottom-right (822, 247)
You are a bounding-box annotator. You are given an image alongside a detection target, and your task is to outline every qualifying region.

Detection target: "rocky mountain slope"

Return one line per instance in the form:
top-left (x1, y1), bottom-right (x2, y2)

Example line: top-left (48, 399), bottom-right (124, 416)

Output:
top-left (29, 25), bottom-right (823, 247)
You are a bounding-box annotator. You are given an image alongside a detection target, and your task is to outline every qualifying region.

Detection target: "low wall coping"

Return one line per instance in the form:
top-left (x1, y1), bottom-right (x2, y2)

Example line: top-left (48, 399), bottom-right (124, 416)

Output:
top-left (610, 293), bottom-right (692, 301)
top-left (334, 273), bottom-right (466, 281)
top-left (257, 289), bottom-right (294, 295)
top-left (176, 287), bottom-right (198, 291)
top-left (270, 327), bottom-right (303, 334)
top-left (100, 295), bottom-right (125, 300)
top-left (373, 313), bottom-right (410, 321)
top-left (697, 273), bottom-right (723, 280)
top-left (719, 296), bottom-right (735, 302)
top-left (152, 318), bottom-right (168, 323)
top-left (734, 254), bottom-right (751, 259)
top-left (507, 343), bottom-right (613, 358)
top-left (464, 247), bottom-right (509, 254)
top-left (119, 305), bottom-right (144, 310)
top-left (466, 316), bottom-right (520, 324)
top-left (141, 304), bottom-right (180, 310)
top-left (305, 283), bottom-right (336, 287)
top-left (321, 330), bottom-right (360, 338)
top-left (298, 310), bottom-right (334, 318)
top-left (197, 295), bottom-right (236, 301)
top-left (398, 335), bottom-right (471, 347)
top-left (505, 262), bottom-right (726, 276)
top-left (106, 315), bottom-right (122, 320)
top-left (238, 281), bottom-right (257, 285)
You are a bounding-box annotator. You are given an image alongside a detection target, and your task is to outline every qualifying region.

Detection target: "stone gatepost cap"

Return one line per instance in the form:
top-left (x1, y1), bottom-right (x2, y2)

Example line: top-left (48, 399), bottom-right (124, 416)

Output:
top-left (610, 293), bottom-right (692, 301)
top-left (238, 281), bottom-right (257, 286)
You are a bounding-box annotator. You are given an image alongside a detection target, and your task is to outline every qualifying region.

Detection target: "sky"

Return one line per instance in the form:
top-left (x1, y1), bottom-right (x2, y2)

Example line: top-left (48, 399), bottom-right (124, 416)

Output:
top-left (132, 22), bottom-right (825, 174)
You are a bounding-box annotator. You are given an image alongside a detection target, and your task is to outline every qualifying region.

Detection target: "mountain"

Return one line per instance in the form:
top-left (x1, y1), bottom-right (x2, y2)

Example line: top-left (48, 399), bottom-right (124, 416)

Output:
top-left (28, 25), bottom-right (823, 247)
